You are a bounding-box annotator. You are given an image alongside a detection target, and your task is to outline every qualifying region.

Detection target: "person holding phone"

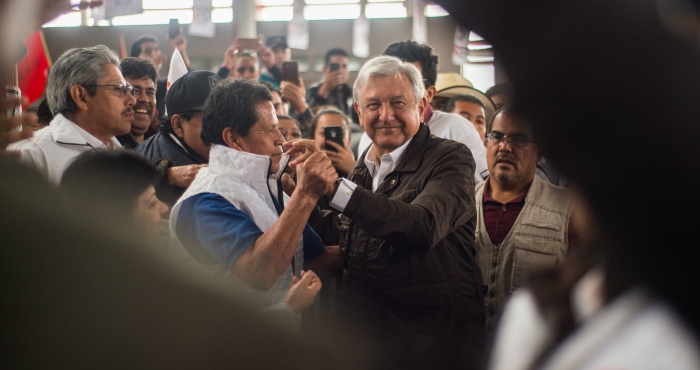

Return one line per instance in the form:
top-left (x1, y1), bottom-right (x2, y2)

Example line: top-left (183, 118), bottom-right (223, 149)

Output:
top-left (309, 107), bottom-right (355, 177)
top-left (306, 48), bottom-right (358, 123)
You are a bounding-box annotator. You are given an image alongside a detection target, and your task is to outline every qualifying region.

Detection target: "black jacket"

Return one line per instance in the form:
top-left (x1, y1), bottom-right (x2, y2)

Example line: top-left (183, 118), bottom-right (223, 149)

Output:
top-left (312, 124), bottom-right (486, 369)
top-left (135, 132), bottom-right (206, 205)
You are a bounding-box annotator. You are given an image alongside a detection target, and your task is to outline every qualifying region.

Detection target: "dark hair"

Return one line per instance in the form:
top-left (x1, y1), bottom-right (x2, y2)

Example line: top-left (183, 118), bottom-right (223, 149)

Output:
top-left (60, 151), bottom-right (158, 219)
top-left (485, 82), bottom-right (514, 99)
top-left (487, 105), bottom-right (532, 138)
top-left (120, 57), bottom-right (158, 85)
top-left (277, 114), bottom-right (300, 128)
top-left (36, 98), bottom-right (53, 127)
top-left (325, 48), bottom-right (349, 66)
top-left (382, 40), bottom-right (439, 88)
top-left (159, 110), bottom-right (198, 135)
top-left (260, 81), bottom-right (280, 95)
top-left (308, 107), bottom-right (349, 139)
top-left (130, 36), bottom-right (157, 58)
top-left (201, 79), bottom-right (273, 146)
top-left (444, 94), bottom-right (485, 113)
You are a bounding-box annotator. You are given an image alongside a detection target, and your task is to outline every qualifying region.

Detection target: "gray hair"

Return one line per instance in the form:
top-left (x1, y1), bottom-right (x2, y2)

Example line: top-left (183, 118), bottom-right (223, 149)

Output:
top-left (46, 45), bottom-right (120, 116)
top-left (353, 55), bottom-right (425, 106)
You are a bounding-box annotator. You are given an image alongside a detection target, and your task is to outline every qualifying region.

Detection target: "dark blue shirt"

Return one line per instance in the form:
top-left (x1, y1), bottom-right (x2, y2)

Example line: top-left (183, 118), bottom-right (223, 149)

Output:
top-left (175, 193), bottom-right (324, 271)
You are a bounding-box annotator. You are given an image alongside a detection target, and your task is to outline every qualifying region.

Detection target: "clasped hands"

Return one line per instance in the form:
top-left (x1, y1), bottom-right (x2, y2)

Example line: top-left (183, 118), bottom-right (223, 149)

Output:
top-left (282, 140), bottom-right (338, 199)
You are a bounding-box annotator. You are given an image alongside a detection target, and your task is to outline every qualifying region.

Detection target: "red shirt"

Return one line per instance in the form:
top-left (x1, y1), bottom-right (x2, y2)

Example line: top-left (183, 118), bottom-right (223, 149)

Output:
top-left (482, 180), bottom-right (527, 245)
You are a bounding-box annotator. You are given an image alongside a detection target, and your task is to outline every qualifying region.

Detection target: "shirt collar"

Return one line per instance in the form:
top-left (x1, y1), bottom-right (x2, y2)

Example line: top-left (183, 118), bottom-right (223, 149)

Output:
top-left (53, 114), bottom-right (121, 151)
top-left (483, 178), bottom-right (529, 204)
top-left (364, 137), bottom-right (413, 176)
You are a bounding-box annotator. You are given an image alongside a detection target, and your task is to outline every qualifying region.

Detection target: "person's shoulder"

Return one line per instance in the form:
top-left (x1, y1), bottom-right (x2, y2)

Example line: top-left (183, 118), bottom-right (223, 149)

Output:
top-left (8, 125), bottom-right (52, 151)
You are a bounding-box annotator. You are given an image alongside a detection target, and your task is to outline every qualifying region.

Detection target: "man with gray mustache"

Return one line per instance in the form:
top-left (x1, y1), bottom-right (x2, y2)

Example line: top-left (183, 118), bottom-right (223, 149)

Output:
top-left (475, 105), bottom-right (572, 334)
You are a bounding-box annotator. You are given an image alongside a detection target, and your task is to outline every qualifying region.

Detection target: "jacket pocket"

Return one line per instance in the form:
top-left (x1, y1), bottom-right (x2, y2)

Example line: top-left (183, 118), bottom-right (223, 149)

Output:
top-left (510, 235), bottom-right (563, 292)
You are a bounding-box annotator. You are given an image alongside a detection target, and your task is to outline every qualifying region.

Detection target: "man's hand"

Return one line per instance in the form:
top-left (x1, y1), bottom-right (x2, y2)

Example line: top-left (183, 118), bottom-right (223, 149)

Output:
top-left (284, 139), bottom-right (320, 168)
top-left (168, 32), bottom-right (190, 69)
top-left (318, 71), bottom-right (345, 98)
top-left (295, 151), bottom-right (337, 199)
top-left (1, 97), bottom-right (35, 152)
top-left (280, 78), bottom-right (308, 114)
top-left (324, 140), bottom-right (356, 174)
top-left (167, 164), bottom-right (207, 188)
top-left (284, 270), bottom-right (322, 313)
top-left (222, 44), bottom-right (238, 70)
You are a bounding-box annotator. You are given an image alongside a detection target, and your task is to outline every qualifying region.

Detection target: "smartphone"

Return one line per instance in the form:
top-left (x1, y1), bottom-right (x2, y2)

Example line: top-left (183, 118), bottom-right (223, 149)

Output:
top-left (168, 19), bottom-right (181, 40)
top-left (237, 38), bottom-right (259, 52)
top-left (282, 61), bottom-right (299, 85)
top-left (324, 126), bottom-right (344, 152)
top-left (329, 62), bottom-right (340, 72)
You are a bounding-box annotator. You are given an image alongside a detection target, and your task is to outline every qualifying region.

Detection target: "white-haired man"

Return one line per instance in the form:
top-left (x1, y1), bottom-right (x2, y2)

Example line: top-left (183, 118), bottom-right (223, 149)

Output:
top-left (312, 55), bottom-right (486, 369)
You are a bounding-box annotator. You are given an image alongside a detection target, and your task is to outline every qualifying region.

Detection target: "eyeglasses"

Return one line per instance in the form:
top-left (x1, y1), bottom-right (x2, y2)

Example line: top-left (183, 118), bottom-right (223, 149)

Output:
top-left (485, 132), bottom-right (535, 148)
top-left (83, 82), bottom-right (135, 97)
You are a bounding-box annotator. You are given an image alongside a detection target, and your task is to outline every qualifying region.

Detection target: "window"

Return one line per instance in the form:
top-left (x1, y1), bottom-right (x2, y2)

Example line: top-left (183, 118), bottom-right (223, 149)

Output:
top-left (365, 2), bottom-right (406, 19)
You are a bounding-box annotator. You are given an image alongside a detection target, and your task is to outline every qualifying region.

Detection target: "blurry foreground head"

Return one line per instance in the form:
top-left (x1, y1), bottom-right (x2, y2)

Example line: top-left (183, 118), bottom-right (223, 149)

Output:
top-left (60, 150), bottom-right (167, 238)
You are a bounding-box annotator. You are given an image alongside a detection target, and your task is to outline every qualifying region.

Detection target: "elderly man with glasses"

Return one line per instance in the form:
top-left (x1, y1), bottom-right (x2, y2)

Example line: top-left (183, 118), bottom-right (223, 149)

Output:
top-left (9, 45), bottom-right (135, 183)
top-left (476, 105), bottom-right (573, 334)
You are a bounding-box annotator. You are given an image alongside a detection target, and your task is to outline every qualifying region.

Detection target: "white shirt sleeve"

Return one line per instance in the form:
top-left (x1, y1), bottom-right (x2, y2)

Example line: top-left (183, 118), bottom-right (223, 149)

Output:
top-left (329, 178), bottom-right (358, 212)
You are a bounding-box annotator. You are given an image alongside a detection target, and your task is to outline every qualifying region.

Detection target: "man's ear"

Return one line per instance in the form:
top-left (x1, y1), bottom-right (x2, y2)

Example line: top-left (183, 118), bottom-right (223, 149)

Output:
top-left (171, 115), bottom-right (185, 138)
top-left (417, 96), bottom-right (428, 121)
top-left (69, 85), bottom-right (89, 111)
top-left (222, 127), bottom-right (243, 150)
top-left (424, 86), bottom-right (437, 104)
top-left (354, 101), bottom-right (364, 129)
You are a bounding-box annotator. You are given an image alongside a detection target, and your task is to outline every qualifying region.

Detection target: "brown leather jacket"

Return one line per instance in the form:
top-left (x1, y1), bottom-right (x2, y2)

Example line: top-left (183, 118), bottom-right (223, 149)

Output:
top-left (313, 124), bottom-right (486, 370)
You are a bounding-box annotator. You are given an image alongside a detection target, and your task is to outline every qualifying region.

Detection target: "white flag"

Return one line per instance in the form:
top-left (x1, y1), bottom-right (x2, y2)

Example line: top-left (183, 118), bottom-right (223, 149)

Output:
top-left (166, 48), bottom-right (188, 93)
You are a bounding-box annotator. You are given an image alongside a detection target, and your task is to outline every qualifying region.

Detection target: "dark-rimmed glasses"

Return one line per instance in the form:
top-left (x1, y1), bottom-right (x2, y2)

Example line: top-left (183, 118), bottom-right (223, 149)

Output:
top-left (83, 82), bottom-right (135, 97)
top-left (485, 131), bottom-right (535, 148)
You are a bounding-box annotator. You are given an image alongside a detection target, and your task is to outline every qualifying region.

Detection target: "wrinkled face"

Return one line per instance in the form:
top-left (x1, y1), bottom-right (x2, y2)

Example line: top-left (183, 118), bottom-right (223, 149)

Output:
top-left (233, 55), bottom-right (259, 80)
top-left (452, 100), bottom-right (486, 141)
top-left (355, 73), bottom-right (425, 157)
top-left (133, 185), bottom-right (168, 238)
top-left (271, 90), bottom-right (286, 115)
top-left (138, 41), bottom-right (162, 68)
top-left (84, 64), bottom-right (136, 140)
top-left (272, 46), bottom-right (290, 68)
top-left (486, 112), bottom-right (540, 188)
top-left (235, 102), bottom-right (285, 175)
top-left (125, 76), bottom-right (156, 137)
top-left (175, 111), bottom-right (210, 160)
top-left (325, 55), bottom-right (350, 83)
top-left (314, 113), bottom-right (349, 150)
top-left (277, 117), bottom-right (302, 142)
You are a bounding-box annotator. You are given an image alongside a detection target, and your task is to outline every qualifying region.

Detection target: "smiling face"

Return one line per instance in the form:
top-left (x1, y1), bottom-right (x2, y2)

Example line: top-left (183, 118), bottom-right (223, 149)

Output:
top-left (234, 101), bottom-right (285, 175)
top-left (83, 64), bottom-right (136, 142)
top-left (486, 111), bottom-right (540, 189)
top-left (355, 73), bottom-right (425, 157)
top-left (125, 75), bottom-right (156, 138)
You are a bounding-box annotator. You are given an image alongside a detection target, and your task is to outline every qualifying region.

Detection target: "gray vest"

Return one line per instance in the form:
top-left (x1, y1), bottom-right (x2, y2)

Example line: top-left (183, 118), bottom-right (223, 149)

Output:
top-left (475, 175), bottom-right (572, 330)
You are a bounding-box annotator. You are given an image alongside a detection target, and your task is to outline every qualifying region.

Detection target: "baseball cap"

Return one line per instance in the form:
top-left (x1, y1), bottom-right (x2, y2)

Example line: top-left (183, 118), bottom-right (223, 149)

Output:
top-left (265, 35), bottom-right (288, 50)
top-left (165, 71), bottom-right (221, 116)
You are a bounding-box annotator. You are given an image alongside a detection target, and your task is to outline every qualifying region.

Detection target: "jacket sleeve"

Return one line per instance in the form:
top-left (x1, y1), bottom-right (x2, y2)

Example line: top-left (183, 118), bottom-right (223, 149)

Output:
top-left (342, 144), bottom-right (476, 254)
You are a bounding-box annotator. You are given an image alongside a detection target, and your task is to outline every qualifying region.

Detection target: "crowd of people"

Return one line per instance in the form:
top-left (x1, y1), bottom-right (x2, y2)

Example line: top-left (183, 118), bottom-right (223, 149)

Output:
top-left (2, 0), bottom-right (700, 369)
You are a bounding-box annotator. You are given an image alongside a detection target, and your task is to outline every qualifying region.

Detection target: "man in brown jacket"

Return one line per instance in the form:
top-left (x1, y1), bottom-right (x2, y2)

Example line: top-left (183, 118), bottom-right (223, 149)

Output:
top-left (312, 55), bottom-right (485, 369)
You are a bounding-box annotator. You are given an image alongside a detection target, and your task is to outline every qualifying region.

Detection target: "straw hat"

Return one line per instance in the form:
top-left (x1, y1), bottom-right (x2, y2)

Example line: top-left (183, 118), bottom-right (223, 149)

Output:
top-left (435, 73), bottom-right (495, 118)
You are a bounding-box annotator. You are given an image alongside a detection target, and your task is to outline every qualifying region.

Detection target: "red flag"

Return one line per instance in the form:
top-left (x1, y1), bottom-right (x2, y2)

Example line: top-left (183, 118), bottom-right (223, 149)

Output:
top-left (17, 30), bottom-right (52, 109)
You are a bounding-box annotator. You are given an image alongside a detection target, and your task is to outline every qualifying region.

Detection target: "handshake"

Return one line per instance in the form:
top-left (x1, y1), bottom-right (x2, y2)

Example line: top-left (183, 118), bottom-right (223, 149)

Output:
top-left (281, 139), bottom-right (339, 200)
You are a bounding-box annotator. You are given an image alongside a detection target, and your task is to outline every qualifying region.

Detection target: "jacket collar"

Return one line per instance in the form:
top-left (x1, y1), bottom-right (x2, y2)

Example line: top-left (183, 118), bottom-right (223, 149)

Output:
top-left (207, 144), bottom-right (289, 188)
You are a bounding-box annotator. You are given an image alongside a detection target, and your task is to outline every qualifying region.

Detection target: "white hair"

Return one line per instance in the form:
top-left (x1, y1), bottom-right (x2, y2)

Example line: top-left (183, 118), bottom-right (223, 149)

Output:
top-left (353, 55), bottom-right (425, 105)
